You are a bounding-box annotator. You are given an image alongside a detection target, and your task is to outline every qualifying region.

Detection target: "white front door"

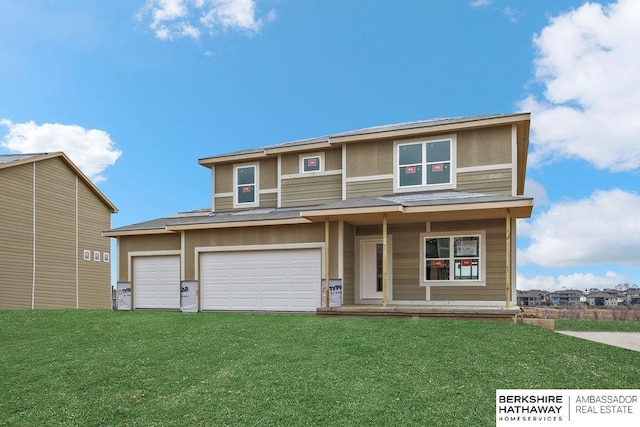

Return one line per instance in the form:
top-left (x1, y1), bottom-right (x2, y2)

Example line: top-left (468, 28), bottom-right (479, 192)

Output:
top-left (361, 240), bottom-right (384, 299)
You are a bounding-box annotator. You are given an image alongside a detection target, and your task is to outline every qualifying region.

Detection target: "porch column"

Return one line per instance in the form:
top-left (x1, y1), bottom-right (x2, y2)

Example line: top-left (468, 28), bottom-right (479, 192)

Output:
top-left (325, 218), bottom-right (330, 308)
top-left (505, 210), bottom-right (512, 308)
top-left (382, 214), bottom-right (388, 307)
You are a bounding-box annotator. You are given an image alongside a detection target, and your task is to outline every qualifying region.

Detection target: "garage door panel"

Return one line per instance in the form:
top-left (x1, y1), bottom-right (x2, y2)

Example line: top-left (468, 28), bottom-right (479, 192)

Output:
top-left (201, 249), bottom-right (321, 312)
top-left (134, 256), bottom-right (180, 309)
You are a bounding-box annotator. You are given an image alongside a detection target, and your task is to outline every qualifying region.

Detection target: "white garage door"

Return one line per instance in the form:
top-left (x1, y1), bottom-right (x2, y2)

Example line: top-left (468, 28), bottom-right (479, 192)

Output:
top-left (200, 249), bottom-right (321, 312)
top-left (133, 256), bottom-right (180, 309)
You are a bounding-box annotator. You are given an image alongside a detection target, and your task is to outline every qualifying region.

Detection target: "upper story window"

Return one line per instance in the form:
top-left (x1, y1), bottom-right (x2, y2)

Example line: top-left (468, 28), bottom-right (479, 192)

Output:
top-left (234, 164), bottom-right (259, 207)
top-left (395, 135), bottom-right (455, 192)
top-left (300, 153), bottom-right (324, 173)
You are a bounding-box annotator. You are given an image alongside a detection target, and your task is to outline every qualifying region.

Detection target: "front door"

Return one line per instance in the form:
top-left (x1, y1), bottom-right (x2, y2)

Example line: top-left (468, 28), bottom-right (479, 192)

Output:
top-left (361, 240), bottom-right (384, 299)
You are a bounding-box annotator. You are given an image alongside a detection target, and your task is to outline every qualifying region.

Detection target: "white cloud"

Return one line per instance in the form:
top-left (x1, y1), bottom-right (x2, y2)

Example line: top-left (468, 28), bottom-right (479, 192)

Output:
top-left (0, 119), bottom-right (121, 183)
top-left (517, 271), bottom-right (629, 291)
top-left (518, 189), bottom-right (640, 268)
top-left (523, 178), bottom-right (548, 207)
top-left (138, 0), bottom-right (275, 41)
top-left (470, 0), bottom-right (493, 8)
top-left (521, 0), bottom-right (640, 172)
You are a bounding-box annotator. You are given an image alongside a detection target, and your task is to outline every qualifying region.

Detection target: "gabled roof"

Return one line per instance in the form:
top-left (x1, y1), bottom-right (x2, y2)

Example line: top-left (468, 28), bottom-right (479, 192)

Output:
top-left (0, 152), bottom-right (117, 213)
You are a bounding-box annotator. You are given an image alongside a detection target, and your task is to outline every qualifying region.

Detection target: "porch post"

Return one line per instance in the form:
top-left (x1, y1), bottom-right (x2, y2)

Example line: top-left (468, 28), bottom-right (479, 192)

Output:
top-left (325, 218), bottom-right (330, 308)
top-left (382, 214), bottom-right (388, 307)
top-left (505, 210), bottom-right (512, 308)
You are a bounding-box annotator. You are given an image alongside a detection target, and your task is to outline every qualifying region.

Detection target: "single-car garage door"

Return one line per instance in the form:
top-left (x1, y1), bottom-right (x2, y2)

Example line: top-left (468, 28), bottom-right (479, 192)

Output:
top-left (133, 256), bottom-right (180, 309)
top-left (200, 249), bottom-right (321, 312)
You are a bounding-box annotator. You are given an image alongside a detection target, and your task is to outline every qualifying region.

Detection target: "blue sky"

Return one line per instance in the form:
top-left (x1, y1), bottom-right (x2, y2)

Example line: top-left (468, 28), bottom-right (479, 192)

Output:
top-left (1, 0), bottom-right (639, 291)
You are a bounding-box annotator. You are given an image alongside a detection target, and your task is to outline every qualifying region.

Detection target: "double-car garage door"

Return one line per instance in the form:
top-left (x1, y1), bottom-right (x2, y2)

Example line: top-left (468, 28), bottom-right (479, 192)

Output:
top-left (200, 249), bottom-right (322, 312)
top-left (132, 249), bottom-right (322, 312)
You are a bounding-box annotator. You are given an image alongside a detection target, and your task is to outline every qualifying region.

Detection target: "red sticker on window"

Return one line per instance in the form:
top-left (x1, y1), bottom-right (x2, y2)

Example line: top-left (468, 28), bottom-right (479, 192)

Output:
top-left (307, 159), bottom-right (317, 167)
top-left (242, 186), bottom-right (252, 193)
top-left (433, 260), bottom-right (445, 267)
top-left (432, 164), bottom-right (443, 172)
top-left (406, 166), bottom-right (417, 174)
top-left (461, 259), bottom-right (472, 267)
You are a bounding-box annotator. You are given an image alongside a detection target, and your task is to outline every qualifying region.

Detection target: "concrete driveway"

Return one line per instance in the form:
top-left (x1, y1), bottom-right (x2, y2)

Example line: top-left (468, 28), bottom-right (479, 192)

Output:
top-left (556, 331), bottom-right (640, 352)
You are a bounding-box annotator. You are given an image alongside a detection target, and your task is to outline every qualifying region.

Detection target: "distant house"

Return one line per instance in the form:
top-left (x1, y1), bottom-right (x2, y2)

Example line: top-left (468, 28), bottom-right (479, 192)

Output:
top-left (105, 113), bottom-right (533, 313)
top-left (0, 152), bottom-right (117, 309)
top-left (627, 289), bottom-right (640, 305)
top-left (585, 291), bottom-right (619, 307)
top-left (517, 290), bottom-right (548, 307)
top-left (548, 290), bottom-right (583, 306)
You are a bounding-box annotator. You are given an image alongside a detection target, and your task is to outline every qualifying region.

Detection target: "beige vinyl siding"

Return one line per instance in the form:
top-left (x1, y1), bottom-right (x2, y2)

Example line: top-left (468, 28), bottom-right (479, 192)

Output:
top-left (260, 157), bottom-right (278, 189)
top-left (281, 153), bottom-right (298, 175)
top-left (342, 222), bottom-right (355, 305)
top-left (281, 174), bottom-right (342, 207)
top-left (184, 223), bottom-right (331, 281)
top-left (430, 219), bottom-right (506, 302)
top-left (33, 158), bottom-right (77, 308)
top-left (456, 169), bottom-right (512, 195)
top-left (0, 163), bottom-right (34, 309)
top-left (214, 163), bottom-right (233, 194)
top-left (456, 126), bottom-right (512, 168)
top-left (346, 178), bottom-right (393, 199)
top-left (117, 234), bottom-right (181, 281)
top-left (346, 140), bottom-right (393, 178)
top-left (215, 196), bottom-right (233, 212)
top-left (325, 148), bottom-right (342, 171)
top-left (259, 192), bottom-right (277, 208)
top-left (390, 224), bottom-right (424, 301)
top-left (77, 181), bottom-right (112, 308)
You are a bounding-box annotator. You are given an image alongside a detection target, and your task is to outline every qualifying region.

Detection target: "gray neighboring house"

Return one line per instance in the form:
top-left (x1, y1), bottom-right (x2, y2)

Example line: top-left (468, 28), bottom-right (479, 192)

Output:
top-left (548, 290), bottom-right (584, 306)
top-left (0, 152), bottom-right (117, 309)
top-left (517, 290), bottom-right (548, 307)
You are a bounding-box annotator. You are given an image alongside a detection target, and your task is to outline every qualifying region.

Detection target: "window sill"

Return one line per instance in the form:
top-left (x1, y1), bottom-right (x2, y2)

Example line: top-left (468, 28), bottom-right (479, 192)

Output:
top-left (421, 281), bottom-right (486, 287)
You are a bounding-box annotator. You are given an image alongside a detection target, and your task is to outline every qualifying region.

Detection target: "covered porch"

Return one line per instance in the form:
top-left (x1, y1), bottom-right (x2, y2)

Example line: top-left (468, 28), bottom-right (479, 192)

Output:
top-left (303, 191), bottom-right (533, 316)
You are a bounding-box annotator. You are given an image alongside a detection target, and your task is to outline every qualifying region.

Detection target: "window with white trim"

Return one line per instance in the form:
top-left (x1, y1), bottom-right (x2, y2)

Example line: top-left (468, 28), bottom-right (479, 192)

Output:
top-left (235, 164), bottom-right (258, 206)
top-left (396, 136), bottom-right (454, 191)
top-left (301, 154), bottom-right (323, 173)
top-left (422, 233), bottom-right (483, 283)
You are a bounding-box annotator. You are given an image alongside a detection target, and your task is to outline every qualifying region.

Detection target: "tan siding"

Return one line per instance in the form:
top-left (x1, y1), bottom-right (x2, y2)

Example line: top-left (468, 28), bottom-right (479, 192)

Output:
top-left (215, 196), bottom-right (233, 212)
top-left (325, 148), bottom-right (342, 171)
top-left (259, 192), bottom-right (277, 208)
top-left (390, 225), bottom-right (424, 301)
top-left (260, 157), bottom-right (278, 190)
top-left (77, 181), bottom-right (112, 308)
top-left (342, 222), bottom-right (355, 305)
top-left (281, 153), bottom-right (298, 175)
top-left (457, 126), bottom-right (512, 168)
top-left (346, 140), bottom-right (393, 178)
top-left (33, 158), bottom-right (77, 308)
top-left (430, 219), bottom-right (506, 302)
top-left (456, 169), bottom-right (512, 195)
top-left (281, 174), bottom-right (342, 207)
top-left (184, 223), bottom-right (326, 281)
top-left (214, 163), bottom-right (233, 194)
top-left (346, 179), bottom-right (393, 199)
top-left (117, 234), bottom-right (181, 281)
top-left (0, 163), bottom-right (34, 309)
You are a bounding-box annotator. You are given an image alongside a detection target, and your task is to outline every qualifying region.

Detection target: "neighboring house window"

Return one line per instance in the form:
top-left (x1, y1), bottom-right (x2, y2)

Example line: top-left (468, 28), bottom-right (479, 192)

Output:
top-left (235, 164), bottom-right (258, 207)
top-left (421, 232), bottom-right (484, 283)
top-left (300, 153), bottom-right (323, 173)
top-left (395, 136), bottom-right (455, 191)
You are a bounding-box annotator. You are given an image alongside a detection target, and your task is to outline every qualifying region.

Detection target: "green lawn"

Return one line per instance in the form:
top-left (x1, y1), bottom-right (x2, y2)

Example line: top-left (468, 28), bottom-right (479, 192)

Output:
top-left (556, 319), bottom-right (640, 332)
top-left (1, 311), bottom-right (639, 426)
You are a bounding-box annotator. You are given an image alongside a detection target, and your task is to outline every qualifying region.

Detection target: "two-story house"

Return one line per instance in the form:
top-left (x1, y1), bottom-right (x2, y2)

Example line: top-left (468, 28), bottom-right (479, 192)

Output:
top-left (105, 113), bottom-right (533, 315)
top-left (548, 290), bottom-right (584, 306)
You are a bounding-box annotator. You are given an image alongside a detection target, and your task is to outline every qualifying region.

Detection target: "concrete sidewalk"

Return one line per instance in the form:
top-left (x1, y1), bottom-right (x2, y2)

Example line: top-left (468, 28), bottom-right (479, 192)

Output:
top-left (556, 331), bottom-right (640, 352)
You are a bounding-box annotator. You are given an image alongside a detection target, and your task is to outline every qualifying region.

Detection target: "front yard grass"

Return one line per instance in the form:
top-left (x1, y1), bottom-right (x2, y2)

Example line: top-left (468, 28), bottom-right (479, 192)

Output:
top-left (1, 310), bottom-right (639, 426)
